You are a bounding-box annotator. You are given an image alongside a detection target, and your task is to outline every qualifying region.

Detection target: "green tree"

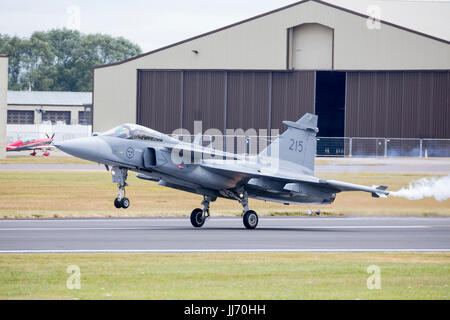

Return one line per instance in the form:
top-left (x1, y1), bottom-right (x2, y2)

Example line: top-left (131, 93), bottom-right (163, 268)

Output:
top-left (0, 34), bottom-right (26, 90)
top-left (0, 29), bottom-right (142, 91)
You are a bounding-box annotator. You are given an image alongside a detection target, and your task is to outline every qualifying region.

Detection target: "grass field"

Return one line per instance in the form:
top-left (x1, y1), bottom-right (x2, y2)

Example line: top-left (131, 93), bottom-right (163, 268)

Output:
top-left (0, 170), bottom-right (449, 218)
top-left (0, 252), bottom-right (448, 299)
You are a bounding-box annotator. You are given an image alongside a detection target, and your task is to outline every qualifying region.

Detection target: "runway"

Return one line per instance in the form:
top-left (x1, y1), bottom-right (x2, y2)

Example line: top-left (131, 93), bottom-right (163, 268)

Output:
top-left (0, 216), bottom-right (449, 253)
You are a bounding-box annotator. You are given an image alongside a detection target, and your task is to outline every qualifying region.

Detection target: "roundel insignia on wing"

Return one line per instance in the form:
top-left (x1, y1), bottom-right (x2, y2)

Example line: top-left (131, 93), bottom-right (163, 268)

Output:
top-left (126, 147), bottom-right (134, 159)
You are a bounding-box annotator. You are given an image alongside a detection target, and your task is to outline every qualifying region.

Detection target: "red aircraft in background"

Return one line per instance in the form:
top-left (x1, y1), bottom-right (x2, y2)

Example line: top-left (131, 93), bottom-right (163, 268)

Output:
top-left (6, 134), bottom-right (55, 156)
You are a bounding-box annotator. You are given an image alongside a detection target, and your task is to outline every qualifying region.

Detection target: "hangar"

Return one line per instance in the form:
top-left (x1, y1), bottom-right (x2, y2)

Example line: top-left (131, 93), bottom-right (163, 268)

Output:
top-left (92, 0), bottom-right (450, 155)
top-left (6, 91), bottom-right (92, 125)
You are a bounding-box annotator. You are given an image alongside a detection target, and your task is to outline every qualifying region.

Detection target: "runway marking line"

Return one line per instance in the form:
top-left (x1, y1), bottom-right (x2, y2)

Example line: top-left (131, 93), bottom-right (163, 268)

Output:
top-left (0, 249), bottom-right (449, 253)
top-left (0, 225), bottom-right (437, 231)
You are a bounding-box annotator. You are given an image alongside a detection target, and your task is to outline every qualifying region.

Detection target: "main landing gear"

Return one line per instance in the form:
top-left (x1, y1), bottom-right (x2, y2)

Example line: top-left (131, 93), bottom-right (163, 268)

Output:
top-left (189, 189), bottom-right (259, 229)
top-left (30, 150), bottom-right (49, 156)
top-left (111, 167), bottom-right (130, 209)
top-left (243, 210), bottom-right (258, 230)
top-left (238, 190), bottom-right (258, 230)
top-left (190, 195), bottom-right (214, 228)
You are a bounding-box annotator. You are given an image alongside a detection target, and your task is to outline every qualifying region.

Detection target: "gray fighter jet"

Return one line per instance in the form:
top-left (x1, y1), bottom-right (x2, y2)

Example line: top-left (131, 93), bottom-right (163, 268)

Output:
top-left (55, 113), bottom-right (389, 229)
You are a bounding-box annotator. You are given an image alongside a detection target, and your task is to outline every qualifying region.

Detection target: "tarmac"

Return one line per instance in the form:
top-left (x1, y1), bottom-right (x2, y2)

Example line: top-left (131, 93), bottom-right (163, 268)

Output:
top-left (0, 216), bottom-right (449, 253)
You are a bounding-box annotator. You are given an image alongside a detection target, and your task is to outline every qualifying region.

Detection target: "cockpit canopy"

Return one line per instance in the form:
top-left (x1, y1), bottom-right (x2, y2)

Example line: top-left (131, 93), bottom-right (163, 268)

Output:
top-left (100, 124), bottom-right (163, 142)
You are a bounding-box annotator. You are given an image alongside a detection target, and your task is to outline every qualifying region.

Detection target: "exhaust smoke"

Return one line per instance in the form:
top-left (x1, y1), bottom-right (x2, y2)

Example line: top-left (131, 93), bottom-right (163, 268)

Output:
top-left (389, 175), bottom-right (450, 201)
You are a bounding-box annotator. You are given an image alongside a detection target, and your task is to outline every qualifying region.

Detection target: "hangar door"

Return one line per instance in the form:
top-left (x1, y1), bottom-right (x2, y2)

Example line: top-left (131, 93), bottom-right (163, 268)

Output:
top-left (345, 71), bottom-right (450, 139)
top-left (137, 70), bottom-right (315, 135)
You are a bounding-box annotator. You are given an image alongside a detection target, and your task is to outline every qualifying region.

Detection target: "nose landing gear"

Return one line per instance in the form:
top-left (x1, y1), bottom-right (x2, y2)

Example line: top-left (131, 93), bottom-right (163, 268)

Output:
top-left (114, 191), bottom-right (130, 209)
top-left (112, 167), bottom-right (130, 209)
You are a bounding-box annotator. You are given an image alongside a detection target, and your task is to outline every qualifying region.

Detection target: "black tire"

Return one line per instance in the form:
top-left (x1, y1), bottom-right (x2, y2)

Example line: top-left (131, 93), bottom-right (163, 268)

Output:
top-left (190, 208), bottom-right (205, 228)
top-left (243, 210), bottom-right (258, 229)
top-left (121, 197), bottom-right (130, 209)
top-left (114, 198), bottom-right (122, 209)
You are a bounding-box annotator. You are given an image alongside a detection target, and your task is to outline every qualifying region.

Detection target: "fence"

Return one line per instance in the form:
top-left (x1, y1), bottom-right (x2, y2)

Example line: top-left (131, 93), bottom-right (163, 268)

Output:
top-left (6, 127), bottom-right (450, 158)
top-left (317, 137), bottom-right (450, 157)
top-left (171, 135), bottom-right (450, 158)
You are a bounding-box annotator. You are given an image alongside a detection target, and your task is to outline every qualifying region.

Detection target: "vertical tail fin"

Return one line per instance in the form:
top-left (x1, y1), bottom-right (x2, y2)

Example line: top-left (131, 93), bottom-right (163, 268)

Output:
top-left (260, 113), bottom-right (318, 172)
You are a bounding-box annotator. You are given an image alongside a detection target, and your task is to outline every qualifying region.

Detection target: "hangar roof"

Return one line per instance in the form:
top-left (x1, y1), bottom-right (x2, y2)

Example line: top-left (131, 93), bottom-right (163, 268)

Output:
top-left (8, 91), bottom-right (92, 106)
top-left (94, 0), bottom-right (450, 69)
top-left (321, 0), bottom-right (449, 42)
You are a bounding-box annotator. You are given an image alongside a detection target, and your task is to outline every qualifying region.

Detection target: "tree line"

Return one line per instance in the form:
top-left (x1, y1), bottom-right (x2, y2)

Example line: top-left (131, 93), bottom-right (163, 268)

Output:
top-left (0, 29), bottom-right (142, 92)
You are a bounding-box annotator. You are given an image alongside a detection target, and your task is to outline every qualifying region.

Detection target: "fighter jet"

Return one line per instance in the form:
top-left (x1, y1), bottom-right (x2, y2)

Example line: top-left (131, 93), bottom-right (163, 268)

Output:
top-left (55, 113), bottom-right (389, 229)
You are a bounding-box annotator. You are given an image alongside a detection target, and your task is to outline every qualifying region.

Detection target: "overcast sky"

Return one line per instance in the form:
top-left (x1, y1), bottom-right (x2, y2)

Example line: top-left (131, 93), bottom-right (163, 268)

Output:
top-left (1, 0), bottom-right (449, 52)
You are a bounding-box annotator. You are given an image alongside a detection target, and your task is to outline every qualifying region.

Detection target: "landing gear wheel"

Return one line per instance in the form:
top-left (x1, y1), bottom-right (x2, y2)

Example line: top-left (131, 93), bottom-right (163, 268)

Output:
top-left (112, 167), bottom-right (129, 209)
top-left (121, 197), bottom-right (130, 209)
top-left (114, 198), bottom-right (122, 209)
top-left (190, 208), bottom-right (205, 228)
top-left (243, 210), bottom-right (258, 229)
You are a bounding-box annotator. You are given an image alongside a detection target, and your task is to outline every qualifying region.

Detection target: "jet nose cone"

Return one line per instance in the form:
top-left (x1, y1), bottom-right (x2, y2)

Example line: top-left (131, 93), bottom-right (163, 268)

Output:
top-left (55, 137), bottom-right (110, 162)
top-left (53, 141), bottom-right (63, 149)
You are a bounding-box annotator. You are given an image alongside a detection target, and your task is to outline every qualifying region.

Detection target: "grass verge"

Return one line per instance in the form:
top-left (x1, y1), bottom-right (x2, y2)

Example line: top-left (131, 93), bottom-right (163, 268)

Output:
top-left (0, 252), bottom-right (448, 299)
top-left (0, 171), bottom-right (449, 218)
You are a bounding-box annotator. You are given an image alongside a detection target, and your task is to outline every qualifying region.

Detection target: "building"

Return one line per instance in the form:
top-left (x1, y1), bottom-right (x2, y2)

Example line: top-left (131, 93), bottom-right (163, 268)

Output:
top-left (7, 91), bottom-right (92, 125)
top-left (0, 55), bottom-right (7, 158)
top-left (91, 0), bottom-right (449, 148)
top-left (5, 91), bottom-right (92, 145)
top-left (5, 91), bottom-right (93, 145)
